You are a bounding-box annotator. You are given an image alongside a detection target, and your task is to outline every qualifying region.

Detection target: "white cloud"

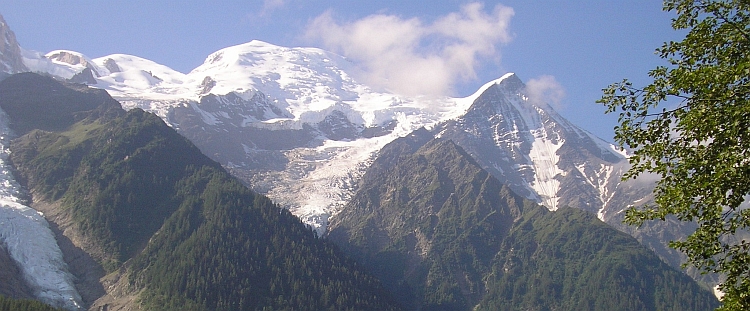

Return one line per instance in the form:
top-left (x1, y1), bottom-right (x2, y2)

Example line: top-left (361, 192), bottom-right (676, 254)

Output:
top-left (261, 0), bottom-right (286, 16)
top-left (305, 2), bottom-right (514, 96)
top-left (525, 75), bottom-right (566, 110)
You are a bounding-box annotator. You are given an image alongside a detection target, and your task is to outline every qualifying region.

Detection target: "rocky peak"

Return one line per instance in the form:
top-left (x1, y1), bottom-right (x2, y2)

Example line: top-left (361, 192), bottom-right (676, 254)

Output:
top-left (433, 72), bottom-right (634, 213)
top-left (493, 72), bottom-right (525, 93)
top-left (315, 110), bottom-right (361, 141)
top-left (198, 76), bottom-right (216, 95)
top-left (102, 58), bottom-right (121, 73)
top-left (0, 14), bottom-right (28, 73)
top-left (70, 67), bottom-right (98, 85)
top-left (46, 50), bottom-right (101, 77)
top-left (464, 73), bottom-right (539, 123)
top-left (46, 51), bottom-right (88, 67)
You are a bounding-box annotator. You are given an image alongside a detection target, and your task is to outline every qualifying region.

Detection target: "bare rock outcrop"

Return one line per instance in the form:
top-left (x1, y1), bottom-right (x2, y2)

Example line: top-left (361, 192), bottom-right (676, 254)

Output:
top-left (0, 14), bottom-right (28, 73)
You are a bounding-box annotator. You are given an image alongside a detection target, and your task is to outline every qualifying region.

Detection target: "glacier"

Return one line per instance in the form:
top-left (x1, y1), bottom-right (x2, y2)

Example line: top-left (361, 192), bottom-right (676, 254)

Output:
top-left (36, 41), bottom-right (486, 234)
top-left (0, 12), bottom-right (725, 301)
top-left (16, 41), bottom-right (629, 235)
top-left (0, 110), bottom-right (83, 310)
top-left (16, 41), bottom-right (632, 236)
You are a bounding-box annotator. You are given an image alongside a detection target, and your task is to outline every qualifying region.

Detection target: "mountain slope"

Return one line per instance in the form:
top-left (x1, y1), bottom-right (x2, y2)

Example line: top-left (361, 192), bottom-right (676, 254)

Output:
top-left (429, 74), bottom-right (719, 287)
top-left (327, 133), bottom-right (718, 310)
top-left (21, 41), bottom-right (712, 290)
top-left (0, 295), bottom-right (64, 311)
top-left (328, 131), bottom-right (531, 309)
top-left (10, 29), bottom-right (637, 232)
top-left (0, 14), bottom-right (26, 74)
top-left (16, 39), bottom-right (477, 234)
top-left (0, 13), bottom-right (654, 231)
top-left (0, 73), bottom-right (86, 310)
top-left (478, 206), bottom-right (716, 310)
top-left (0, 14), bottom-right (720, 294)
top-left (433, 73), bottom-right (638, 215)
top-left (3, 73), bottom-right (400, 311)
top-left (0, 71), bottom-right (121, 134)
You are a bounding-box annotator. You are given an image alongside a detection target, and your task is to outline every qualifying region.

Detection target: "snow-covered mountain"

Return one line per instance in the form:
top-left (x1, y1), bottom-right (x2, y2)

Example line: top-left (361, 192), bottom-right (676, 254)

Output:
top-left (21, 40), bottom-right (481, 234)
top-left (11, 32), bottom-right (653, 234)
top-left (0, 13), bottom-right (714, 305)
top-left (432, 73), bottom-right (652, 221)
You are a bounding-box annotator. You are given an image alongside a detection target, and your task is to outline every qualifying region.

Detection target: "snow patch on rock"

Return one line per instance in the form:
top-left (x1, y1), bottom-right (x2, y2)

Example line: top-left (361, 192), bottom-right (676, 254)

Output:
top-left (528, 133), bottom-right (563, 210)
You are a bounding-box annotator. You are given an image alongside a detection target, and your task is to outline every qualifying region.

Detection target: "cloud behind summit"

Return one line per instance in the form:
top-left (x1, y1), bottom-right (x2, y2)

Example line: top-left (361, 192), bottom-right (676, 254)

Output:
top-left (305, 2), bottom-right (514, 97)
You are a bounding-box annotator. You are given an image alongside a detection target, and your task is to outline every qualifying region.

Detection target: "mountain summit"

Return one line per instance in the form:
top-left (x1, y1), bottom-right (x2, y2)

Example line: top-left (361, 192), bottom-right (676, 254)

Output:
top-left (0, 13), bottom-right (648, 231)
top-left (0, 14), bottom-right (724, 305)
top-left (433, 73), bottom-right (644, 218)
top-left (327, 129), bottom-right (717, 310)
top-left (9, 35), bottom-right (650, 234)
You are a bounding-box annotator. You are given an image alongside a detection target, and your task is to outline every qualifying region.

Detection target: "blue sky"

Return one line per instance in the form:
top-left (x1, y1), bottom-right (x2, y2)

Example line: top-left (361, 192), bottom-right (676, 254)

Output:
top-left (0, 1), bottom-right (682, 142)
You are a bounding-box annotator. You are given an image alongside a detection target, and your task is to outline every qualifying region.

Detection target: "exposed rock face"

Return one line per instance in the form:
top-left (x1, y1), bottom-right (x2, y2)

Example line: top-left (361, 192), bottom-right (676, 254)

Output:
top-left (433, 74), bottom-right (639, 215)
top-left (198, 76), bottom-right (215, 95)
top-left (46, 51), bottom-right (89, 67)
top-left (28, 200), bottom-right (107, 308)
top-left (0, 14), bottom-right (28, 73)
top-left (70, 68), bottom-right (98, 85)
top-left (430, 75), bottom-right (717, 287)
top-left (102, 58), bottom-right (120, 73)
top-left (46, 51), bottom-right (102, 78)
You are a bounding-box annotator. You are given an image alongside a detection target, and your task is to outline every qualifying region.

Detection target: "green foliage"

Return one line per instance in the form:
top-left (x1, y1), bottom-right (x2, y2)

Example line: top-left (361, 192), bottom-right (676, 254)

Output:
top-left (478, 207), bottom-right (718, 311)
top-left (131, 167), bottom-right (398, 311)
top-left (0, 295), bottom-right (63, 311)
top-left (11, 108), bottom-right (220, 267)
top-left (599, 1), bottom-right (750, 309)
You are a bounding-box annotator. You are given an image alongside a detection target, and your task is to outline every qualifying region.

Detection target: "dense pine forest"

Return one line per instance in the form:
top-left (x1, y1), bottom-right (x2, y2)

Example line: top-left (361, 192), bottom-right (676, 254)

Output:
top-left (0, 296), bottom-right (64, 311)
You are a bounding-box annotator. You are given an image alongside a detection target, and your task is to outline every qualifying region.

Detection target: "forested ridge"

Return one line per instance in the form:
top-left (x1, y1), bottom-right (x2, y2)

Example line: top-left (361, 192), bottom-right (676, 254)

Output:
top-left (328, 130), bottom-right (719, 311)
top-left (0, 73), bottom-right (400, 310)
top-left (480, 206), bottom-right (718, 310)
top-left (129, 166), bottom-right (398, 310)
top-left (0, 295), bottom-right (64, 311)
